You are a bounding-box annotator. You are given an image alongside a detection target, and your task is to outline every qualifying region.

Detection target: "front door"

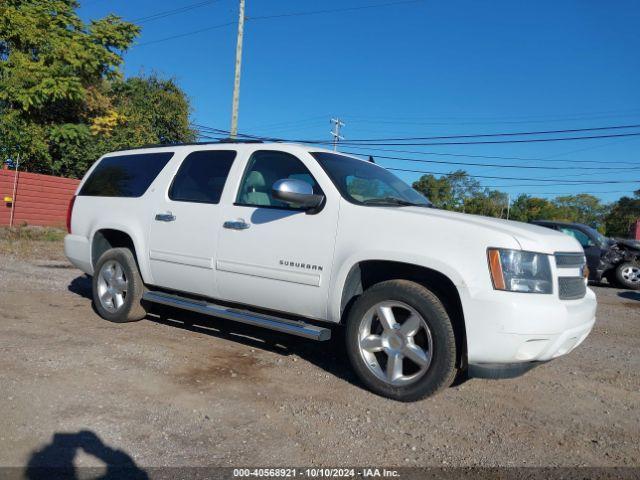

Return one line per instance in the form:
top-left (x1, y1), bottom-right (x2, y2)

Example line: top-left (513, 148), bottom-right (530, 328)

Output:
top-left (215, 149), bottom-right (339, 320)
top-left (147, 150), bottom-right (237, 297)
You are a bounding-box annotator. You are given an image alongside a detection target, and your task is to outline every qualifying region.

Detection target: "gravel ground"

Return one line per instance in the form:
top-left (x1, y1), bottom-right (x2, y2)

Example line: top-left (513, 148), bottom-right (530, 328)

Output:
top-left (0, 239), bottom-right (638, 471)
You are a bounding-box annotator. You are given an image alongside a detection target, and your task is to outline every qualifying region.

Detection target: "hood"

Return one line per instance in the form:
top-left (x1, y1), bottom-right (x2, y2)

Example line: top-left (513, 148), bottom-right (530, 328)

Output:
top-left (397, 207), bottom-right (583, 254)
top-left (614, 238), bottom-right (640, 251)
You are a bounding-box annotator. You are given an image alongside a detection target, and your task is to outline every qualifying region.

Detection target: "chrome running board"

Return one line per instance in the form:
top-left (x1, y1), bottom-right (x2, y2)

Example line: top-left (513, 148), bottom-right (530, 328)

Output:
top-left (143, 291), bottom-right (331, 341)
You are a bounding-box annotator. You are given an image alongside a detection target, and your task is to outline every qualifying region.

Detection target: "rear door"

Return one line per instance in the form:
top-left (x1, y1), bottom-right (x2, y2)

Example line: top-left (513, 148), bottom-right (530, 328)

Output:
top-left (147, 149), bottom-right (236, 297)
top-left (215, 149), bottom-right (339, 320)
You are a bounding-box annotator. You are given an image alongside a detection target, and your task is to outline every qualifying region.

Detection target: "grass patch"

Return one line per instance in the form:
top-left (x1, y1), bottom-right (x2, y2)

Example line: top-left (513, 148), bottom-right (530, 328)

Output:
top-left (0, 226), bottom-right (66, 260)
top-left (0, 226), bottom-right (66, 242)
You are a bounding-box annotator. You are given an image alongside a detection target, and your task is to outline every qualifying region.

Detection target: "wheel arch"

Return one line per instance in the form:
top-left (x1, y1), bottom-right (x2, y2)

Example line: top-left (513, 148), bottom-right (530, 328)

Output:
top-left (91, 227), bottom-right (147, 280)
top-left (337, 259), bottom-right (467, 369)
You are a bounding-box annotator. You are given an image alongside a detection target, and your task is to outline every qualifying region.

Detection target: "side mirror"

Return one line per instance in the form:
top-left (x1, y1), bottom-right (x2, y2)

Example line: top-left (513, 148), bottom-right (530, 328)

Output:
top-left (272, 178), bottom-right (324, 209)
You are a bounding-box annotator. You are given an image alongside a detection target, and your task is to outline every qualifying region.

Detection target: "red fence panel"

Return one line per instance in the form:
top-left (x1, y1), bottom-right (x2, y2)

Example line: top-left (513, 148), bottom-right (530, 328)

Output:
top-left (0, 169), bottom-right (80, 228)
top-left (632, 219), bottom-right (640, 240)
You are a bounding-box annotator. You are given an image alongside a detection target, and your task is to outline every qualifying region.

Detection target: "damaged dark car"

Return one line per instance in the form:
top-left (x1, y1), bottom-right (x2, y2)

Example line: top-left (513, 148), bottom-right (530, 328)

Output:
top-left (532, 220), bottom-right (640, 290)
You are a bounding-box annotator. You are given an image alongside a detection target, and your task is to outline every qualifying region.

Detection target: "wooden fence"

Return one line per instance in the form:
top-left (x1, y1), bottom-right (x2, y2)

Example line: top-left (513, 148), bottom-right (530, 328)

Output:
top-left (0, 168), bottom-right (80, 228)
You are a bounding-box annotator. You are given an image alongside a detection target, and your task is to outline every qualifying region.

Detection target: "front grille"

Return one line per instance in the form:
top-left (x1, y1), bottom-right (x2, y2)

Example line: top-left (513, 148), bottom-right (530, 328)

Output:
top-left (558, 277), bottom-right (587, 300)
top-left (555, 252), bottom-right (586, 268)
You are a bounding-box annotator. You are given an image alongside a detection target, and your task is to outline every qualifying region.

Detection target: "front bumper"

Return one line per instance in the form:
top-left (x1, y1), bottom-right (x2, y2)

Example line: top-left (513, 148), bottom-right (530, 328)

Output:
top-left (462, 286), bottom-right (597, 367)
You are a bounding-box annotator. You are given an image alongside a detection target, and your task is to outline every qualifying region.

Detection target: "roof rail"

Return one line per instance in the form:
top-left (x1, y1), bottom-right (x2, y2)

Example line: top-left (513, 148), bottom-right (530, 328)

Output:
top-left (115, 138), bottom-right (265, 152)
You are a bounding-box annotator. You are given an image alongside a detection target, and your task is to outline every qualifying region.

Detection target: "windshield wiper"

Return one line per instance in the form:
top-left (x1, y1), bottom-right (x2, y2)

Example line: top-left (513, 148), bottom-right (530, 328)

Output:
top-left (362, 197), bottom-right (427, 207)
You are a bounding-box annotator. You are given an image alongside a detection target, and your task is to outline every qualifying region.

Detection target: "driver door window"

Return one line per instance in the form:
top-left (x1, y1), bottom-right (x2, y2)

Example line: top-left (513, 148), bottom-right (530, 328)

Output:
top-left (560, 227), bottom-right (592, 248)
top-left (236, 150), bottom-right (323, 209)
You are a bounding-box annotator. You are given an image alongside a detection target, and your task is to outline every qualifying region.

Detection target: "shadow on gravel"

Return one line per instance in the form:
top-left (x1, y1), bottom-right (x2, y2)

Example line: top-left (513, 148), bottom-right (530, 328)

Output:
top-left (589, 279), bottom-right (617, 289)
top-left (66, 275), bottom-right (358, 387)
top-left (68, 275), bottom-right (92, 299)
top-left (147, 304), bottom-right (360, 388)
top-left (25, 430), bottom-right (147, 480)
top-left (618, 291), bottom-right (640, 301)
top-left (66, 275), bottom-right (466, 392)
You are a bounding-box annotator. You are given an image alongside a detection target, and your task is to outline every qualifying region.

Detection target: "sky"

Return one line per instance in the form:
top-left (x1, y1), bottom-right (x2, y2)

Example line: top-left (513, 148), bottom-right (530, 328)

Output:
top-left (79, 0), bottom-right (640, 203)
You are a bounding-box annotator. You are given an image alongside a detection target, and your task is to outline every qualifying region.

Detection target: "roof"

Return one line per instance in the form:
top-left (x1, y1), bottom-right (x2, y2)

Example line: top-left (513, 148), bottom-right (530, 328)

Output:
top-left (110, 140), bottom-right (361, 159)
top-left (115, 138), bottom-right (265, 152)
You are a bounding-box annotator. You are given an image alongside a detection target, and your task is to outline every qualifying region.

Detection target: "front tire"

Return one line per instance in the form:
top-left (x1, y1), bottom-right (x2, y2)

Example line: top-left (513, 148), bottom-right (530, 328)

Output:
top-left (92, 248), bottom-right (148, 322)
top-left (614, 262), bottom-right (640, 290)
top-left (345, 280), bottom-right (458, 401)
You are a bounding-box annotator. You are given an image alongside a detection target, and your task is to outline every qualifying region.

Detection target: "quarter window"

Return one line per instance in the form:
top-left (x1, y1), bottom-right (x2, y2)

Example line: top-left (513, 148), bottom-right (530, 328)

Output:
top-left (169, 150), bottom-right (236, 204)
top-left (236, 150), bottom-right (322, 209)
top-left (80, 152), bottom-right (174, 197)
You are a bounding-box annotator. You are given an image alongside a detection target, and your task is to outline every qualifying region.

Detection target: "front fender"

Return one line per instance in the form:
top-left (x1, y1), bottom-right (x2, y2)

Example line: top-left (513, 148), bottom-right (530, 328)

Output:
top-left (327, 250), bottom-right (467, 323)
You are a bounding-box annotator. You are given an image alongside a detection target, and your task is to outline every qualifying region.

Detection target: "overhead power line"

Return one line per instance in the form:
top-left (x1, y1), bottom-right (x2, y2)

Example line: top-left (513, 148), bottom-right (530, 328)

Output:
top-left (384, 167), bottom-right (639, 185)
top-left (339, 144), bottom-right (640, 166)
top-left (339, 108), bottom-right (640, 126)
top-left (193, 125), bottom-right (640, 181)
top-left (292, 123), bottom-right (640, 143)
top-left (132, 0), bottom-right (219, 24)
top-left (136, 0), bottom-right (423, 47)
top-left (194, 124), bottom-right (640, 168)
top-left (503, 190), bottom-right (636, 195)
top-left (195, 123), bottom-right (640, 147)
top-left (247, 0), bottom-right (423, 20)
top-left (339, 151), bottom-right (640, 171)
top-left (196, 126), bottom-right (639, 166)
top-left (292, 131), bottom-right (640, 146)
top-left (193, 133), bottom-right (637, 190)
top-left (137, 21), bottom-right (236, 47)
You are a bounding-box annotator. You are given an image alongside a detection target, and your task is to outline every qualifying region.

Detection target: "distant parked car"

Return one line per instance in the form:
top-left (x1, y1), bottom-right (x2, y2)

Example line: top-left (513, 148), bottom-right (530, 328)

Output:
top-left (531, 220), bottom-right (640, 290)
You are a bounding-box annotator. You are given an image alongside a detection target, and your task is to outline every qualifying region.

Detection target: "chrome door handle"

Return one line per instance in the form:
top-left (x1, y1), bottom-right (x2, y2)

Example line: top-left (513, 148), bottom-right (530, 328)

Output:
top-left (223, 220), bottom-right (250, 230)
top-left (155, 213), bottom-right (176, 222)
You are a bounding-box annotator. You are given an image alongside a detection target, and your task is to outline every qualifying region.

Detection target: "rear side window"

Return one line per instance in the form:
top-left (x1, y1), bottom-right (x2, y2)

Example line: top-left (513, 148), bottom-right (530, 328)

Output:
top-left (169, 150), bottom-right (236, 204)
top-left (79, 152), bottom-right (174, 197)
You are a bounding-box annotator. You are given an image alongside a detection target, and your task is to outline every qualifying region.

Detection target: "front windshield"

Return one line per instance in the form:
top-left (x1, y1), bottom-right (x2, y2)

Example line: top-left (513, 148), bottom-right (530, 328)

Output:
top-left (311, 152), bottom-right (431, 207)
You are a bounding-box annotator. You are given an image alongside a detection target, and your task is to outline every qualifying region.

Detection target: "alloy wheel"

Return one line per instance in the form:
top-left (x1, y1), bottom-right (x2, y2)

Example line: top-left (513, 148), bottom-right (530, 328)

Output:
top-left (96, 260), bottom-right (128, 312)
top-left (357, 301), bottom-right (433, 386)
top-left (621, 265), bottom-right (640, 285)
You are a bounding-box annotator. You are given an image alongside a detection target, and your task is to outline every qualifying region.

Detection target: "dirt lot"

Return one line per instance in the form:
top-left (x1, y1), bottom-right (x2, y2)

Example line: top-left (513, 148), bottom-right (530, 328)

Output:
top-left (0, 235), bottom-right (639, 471)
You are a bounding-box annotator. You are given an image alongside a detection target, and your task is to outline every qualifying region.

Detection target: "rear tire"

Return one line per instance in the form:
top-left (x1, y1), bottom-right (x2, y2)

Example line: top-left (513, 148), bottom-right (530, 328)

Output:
top-left (345, 280), bottom-right (458, 402)
top-left (613, 262), bottom-right (640, 290)
top-left (92, 248), bottom-right (148, 322)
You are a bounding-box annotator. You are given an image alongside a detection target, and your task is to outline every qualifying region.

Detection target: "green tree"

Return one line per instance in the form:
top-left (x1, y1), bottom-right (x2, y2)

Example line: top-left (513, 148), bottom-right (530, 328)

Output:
top-left (412, 170), bottom-right (484, 210)
top-left (509, 195), bottom-right (561, 222)
top-left (552, 194), bottom-right (608, 228)
top-left (413, 170), bottom-right (508, 217)
top-left (109, 76), bottom-right (196, 146)
top-left (0, 0), bottom-right (195, 177)
top-left (463, 189), bottom-right (509, 218)
top-left (412, 174), bottom-right (453, 209)
top-left (604, 190), bottom-right (640, 237)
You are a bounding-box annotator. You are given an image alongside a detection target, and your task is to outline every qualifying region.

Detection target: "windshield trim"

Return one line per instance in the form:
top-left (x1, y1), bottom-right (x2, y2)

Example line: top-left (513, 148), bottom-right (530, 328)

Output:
top-left (310, 151), bottom-right (432, 208)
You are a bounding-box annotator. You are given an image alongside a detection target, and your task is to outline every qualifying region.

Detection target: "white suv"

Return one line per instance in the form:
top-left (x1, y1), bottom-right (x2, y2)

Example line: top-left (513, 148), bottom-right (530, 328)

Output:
top-left (65, 141), bottom-right (597, 401)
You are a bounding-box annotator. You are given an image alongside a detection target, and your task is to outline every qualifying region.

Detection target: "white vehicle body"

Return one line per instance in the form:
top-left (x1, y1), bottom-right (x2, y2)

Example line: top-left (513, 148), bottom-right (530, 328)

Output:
top-left (65, 142), bottom-right (596, 380)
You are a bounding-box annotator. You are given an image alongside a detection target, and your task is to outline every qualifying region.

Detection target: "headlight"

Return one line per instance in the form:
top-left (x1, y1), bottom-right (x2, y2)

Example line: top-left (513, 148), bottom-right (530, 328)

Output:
top-left (487, 248), bottom-right (553, 294)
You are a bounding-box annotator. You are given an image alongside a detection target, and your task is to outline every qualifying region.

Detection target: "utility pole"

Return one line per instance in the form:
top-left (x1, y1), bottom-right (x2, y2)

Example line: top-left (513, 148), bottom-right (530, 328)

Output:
top-left (9, 155), bottom-right (20, 228)
top-left (230, 0), bottom-right (245, 139)
top-left (506, 193), bottom-right (511, 220)
top-left (330, 117), bottom-right (345, 151)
